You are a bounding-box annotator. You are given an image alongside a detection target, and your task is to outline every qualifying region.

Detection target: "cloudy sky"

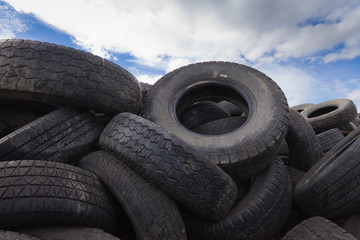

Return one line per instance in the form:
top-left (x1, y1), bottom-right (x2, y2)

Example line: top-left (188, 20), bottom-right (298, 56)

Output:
top-left (1, 0), bottom-right (360, 109)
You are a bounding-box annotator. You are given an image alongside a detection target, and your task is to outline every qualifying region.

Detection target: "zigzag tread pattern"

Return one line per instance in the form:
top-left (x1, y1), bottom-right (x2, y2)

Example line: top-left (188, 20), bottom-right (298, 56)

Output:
top-left (99, 112), bottom-right (237, 220)
top-left (0, 107), bottom-right (102, 163)
top-left (78, 151), bottom-right (187, 240)
top-left (0, 39), bottom-right (141, 113)
top-left (0, 160), bottom-right (120, 231)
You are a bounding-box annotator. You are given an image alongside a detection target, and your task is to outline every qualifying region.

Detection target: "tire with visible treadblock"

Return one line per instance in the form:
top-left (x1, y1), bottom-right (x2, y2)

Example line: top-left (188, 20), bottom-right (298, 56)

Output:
top-left (142, 61), bottom-right (289, 180)
top-left (0, 39), bottom-right (141, 114)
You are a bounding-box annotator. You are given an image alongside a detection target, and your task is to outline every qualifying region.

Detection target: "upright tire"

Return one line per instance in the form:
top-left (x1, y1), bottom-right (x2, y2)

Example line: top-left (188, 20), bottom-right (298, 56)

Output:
top-left (142, 61), bottom-right (289, 180)
top-left (77, 151), bottom-right (187, 240)
top-left (98, 112), bottom-right (238, 220)
top-left (0, 39), bottom-right (141, 114)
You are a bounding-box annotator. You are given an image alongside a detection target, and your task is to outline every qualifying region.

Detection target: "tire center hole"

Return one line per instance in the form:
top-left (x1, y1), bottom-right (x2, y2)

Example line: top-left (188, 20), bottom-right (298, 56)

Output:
top-left (308, 106), bottom-right (338, 118)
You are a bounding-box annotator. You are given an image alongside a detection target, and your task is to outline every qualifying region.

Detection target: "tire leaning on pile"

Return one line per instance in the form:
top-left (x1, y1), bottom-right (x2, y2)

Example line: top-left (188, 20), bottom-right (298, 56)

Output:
top-left (142, 61), bottom-right (289, 180)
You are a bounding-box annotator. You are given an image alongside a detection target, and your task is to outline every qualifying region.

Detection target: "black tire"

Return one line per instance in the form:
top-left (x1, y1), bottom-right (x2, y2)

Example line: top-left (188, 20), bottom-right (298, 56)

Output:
top-left (0, 105), bottom-right (44, 138)
top-left (0, 39), bottom-right (141, 114)
top-left (300, 99), bottom-right (357, 133)
top-left (286, 166), bottom-right (305, 192)
top-left (98, 112), bottom-right (238, 221)
top-left (0, 107), bottom-right (102, 163)
top-left (317, 128), bottom-right (344, 153)
top-left (192, 116), bottom-right (247, 135)
top-left (0, 230), bottom-right (40, 240)
top-left (15, 226), bottom-right (121, 240)
top-left (0, 160), bottom-right (120, 233)
top-left (282, 216), bottom-right (358, 240)
top-left (295, 127), bottom-right (360, 220)
top-left (290, 103), bottom-right (314, 113)
top-left (184, 158), bottom-right (292, 240)
top-left (284, 109), bottom-right (322, 171)
top-left (179, 101), bottom-right (230, 129)
top-left (142, 61), bottom-right (289, 180)
top-left (77, 151), bottom-right (187, 240)
top-left (216, 100), bottom-right (248, 116)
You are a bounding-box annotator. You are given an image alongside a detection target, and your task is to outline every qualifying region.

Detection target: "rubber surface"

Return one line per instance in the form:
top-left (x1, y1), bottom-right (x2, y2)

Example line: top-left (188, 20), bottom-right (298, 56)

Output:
top-left (98, 112), bottom-right (238, 220)
top-left (192, 116), bottom-right (247, 135)
top-left (317, 128), bottom-right (344, 153)
top-left (282, 216), bottom-right (358, 240)
top-left (184, 158), bottom-right (292, 240)
top-left (0, 107), bottom-right (102, 163)
top-left (295, 127), bottom-right (360, 220)
top-left (0, 160), bottom-right (120, 233)
top-left (300, 99), bottom-right (357, 133)
top-left (0, 230), bottom-right (40, 240)
top-left (142, 61), bottom-right (289, 180)
top-left (284, 109), bottom-right (322, 171)
top-left (15, 226), bottom-right (121, 240)
top-left (0, 39), bottom-right (141, 114)
top-left (77, 151), bottom-right (187, 240)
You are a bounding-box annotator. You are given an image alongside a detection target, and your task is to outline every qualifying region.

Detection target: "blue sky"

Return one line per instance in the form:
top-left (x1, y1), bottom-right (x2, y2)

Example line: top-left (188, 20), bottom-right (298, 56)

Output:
top-left (1, 0), bottom-right (360, 110)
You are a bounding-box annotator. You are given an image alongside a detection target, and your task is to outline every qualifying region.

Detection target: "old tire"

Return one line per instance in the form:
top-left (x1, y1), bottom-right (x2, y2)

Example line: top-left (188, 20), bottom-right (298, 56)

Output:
top-left (295, 127), bottom-right (360, 220)
top-left (179, 101), bottom-right (230, 129)
top-left (184, 158), bottom-right (292, 240)
top-left (284, 109), bottom-right (322, 171)
top-left (282, 216), bottom-right (358, 240)
top-left (0, 39), bottom-right (141, 114)
top-left (0, 160), bottom-right (120, 233)
top-left (98, 112), bottom-right (237, 220)
top-left (77, 150), bottom-right (187, 240)
top-left (300, 99), bottom-right (357, 133)
top-left (317, 128), bottom-right (344, 153)
top-left (0, 107), bottom-right (102, 163)
top-left (192, 116), bottom-right (247, 135)
top-left (142, 61), bottom-right (289, 180)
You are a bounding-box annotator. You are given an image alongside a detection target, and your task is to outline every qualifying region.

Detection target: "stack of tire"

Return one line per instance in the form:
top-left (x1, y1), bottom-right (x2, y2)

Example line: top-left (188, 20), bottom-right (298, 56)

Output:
top-left (0, 39), bottom-right (359, 240)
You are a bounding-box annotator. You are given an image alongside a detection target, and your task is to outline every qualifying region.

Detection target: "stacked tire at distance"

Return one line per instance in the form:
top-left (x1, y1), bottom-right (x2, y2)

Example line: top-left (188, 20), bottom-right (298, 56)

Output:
top-left (1, 39), bottom-right (360, 239)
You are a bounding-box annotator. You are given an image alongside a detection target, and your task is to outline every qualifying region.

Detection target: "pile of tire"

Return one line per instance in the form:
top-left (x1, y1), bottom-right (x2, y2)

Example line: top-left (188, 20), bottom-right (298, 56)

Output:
top-left (0, 39), bottom-right (359, 240)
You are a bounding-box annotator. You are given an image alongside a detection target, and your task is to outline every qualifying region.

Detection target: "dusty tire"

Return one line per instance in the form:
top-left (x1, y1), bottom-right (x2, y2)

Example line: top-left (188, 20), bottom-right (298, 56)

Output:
top-left (0, 107), bottom-right (102, 163)
top-left (217, 100), bottom-right (248, 116)
top-left (0, 230), bottom-right (40, 240)
top-left (98, 112), bottom-right (237, 220)
top-left (300, 99), bottom-right (357, 133)
top-left (77, 151), bottom-right (187, 240)
top-left (179, 101), bottom-right (230, 129)
top-left (142, 61), bottom-right (289, 180)
top-left (291, 103), bottom-right (314, 113)
top-left (15, 226), bottom-right (121, 240)
top-left (284, 109), bottom-right (322, 171)
top-left (282, 216), bottom-right (358, 240)
top-left (184, 158), bottom-right (292, 240)
top-left (295, 127), bottom-right (360, 220)
top-left (0, 39), bottom-right (141, 114)
top-left (286, 166), bottom-right (305, 192)
top-left (317, 128), bottom-right (344, 153)
top-left (0, 160), bottom-right (121, 233)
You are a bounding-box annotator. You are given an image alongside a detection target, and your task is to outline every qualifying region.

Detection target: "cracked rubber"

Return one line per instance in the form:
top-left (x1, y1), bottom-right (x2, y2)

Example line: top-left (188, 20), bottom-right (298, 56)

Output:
top-left (98, 112), bottom-right (238, 221)
top-left (77, 150), bottom-right (187, 240)
top-left (184, 158), bottom-right (292, 240)
top-left (0, 107), bottom-right (102, 163)
top-left (295, 127), bottom-right (360, 220)
top-left (0, 39), bottom-right (141, 114)
top-left (282, 216), bottom-right (358, 240)
top-left (0, 160), bottom-right (121, 233)
top-left (142, 61), bottom-right (289, 180)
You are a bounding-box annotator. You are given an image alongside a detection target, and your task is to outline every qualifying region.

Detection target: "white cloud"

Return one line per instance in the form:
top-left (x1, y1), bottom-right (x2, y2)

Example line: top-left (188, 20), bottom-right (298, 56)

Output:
top-left (5, 0), bottom-right (360, 67)
top-left (135, 74), bottom-right (162, 85)
top-left (0, 3), bottom-right (27, 38)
